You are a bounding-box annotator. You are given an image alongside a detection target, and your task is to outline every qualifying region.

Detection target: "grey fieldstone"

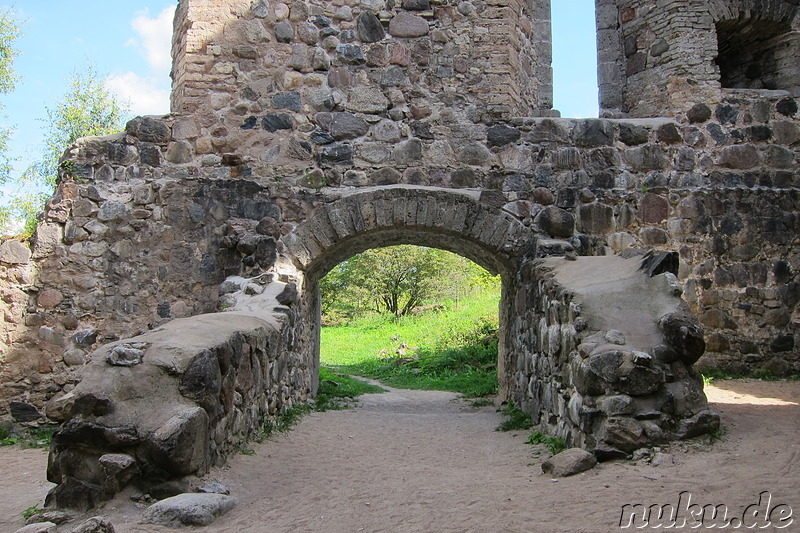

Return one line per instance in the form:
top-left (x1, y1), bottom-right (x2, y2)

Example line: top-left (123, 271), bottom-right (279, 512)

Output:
top-left (320, 143), bottom-right (354, 165)
top-left (537, 206), bottom-right (575, 238)
top-left (487, 124), bottom-right (521, 146)
top-left (197, 482), bottom-right (230, 495)
top-left (687, 104), bottom-right (712, 123)
top-left (0, 239), bottom-right (31, 264)
top-left (618, 122), bottom-right (649, 146)
top-left (107, 343), bottom-right (149, 367)
top-left (356, 11), bottom-right (385, 43)
top-left (126, 117), bottom-right (170, 143)
top-left (677, 409), bottom-right (720, 440)
top-left (263, 114), bottom-right (294, 132)
top-left (459, 143), bottom-right (494, 165)
top-left (403, 0), bottom-right (430, 9)
top-left (604, 330), bottom-right (626, 345)
top-left (71, 329), bottom-right (98, 348)
top-left (69, 516), bottom-right (116, 533)
top-left (165, 141), bottom-right (193, 164)
top-left (275, 20), bottom-right (294, 42)
top-left (574, 120), bottom-right (613, 147)
top-left (577, 202), bottom-right (614, 234)
top-left (601, 417), bottom-right (647, 453)
top-left (316, 112), bottom-right (369, 140)
top-left (346, 87), bottom-right (389, 113)
top-left (336, 43), bottom-right (364, 64)
top-left (715, 104), bottom-right (739, 125)
top-left (373, 120), bottom-right (401, 142)
top-left (140, 493), bottom-right (238, 527)
top-left (272, 92), bottom-right (301, 112)
top-left (10, 401), bottom-right (42, 422)
top-left (659, 311), bottom-right (705, 365)
top-left (541, 448), bottom-right (598, 477)
top-left (393, 139), bottom-right (423, 164)
top-left (776, 98), bottom-right (798, 117)
top-left (64, 349), bottom-right (88, 366)
top-left (296, 22), bottom-right (318, 45)
top-left (100, 454), bottom-right (137, 494)
top-left (388, 12), bottom-right (429, 37)
top-left (151, 408), bottom-right (210, 476)
top-left (97, 201), bottom-right (129, 222)
top-left (14, 523), bottom-right (57, 533)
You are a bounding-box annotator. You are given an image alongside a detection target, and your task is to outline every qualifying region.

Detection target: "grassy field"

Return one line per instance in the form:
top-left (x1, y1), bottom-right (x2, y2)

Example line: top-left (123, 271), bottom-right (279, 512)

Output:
top-left (320, 290), bottom-right (501, 397)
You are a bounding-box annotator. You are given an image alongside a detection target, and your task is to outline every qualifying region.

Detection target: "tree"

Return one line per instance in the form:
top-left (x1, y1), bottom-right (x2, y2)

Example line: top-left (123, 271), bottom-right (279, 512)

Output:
top-left (37, 64), bottom-right (128, 185)
top-left (320, 245), bottom-right (500, 320)
top-left (0, 9), bottom-right (20, 183)
top-left (0, 64), bottom-right (128, 236)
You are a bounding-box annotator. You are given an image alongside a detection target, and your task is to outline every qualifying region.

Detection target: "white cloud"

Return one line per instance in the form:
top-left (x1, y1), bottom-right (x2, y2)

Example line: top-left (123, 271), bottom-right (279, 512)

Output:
top-left (129, 6), bottom-right (176, 74)
top-left (107, 5), bottom-right (176, 117)
top-left (105, 72), bottom-right (171, 117)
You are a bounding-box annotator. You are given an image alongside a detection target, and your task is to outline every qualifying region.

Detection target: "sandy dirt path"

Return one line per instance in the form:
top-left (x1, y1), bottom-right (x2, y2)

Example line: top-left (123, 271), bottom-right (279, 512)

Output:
top-left (2, 379), bottom-right (799, 532)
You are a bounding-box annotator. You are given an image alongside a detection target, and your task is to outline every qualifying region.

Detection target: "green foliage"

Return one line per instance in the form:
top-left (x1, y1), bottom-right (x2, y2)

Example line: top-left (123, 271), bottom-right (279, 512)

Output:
top-left (233, 442), bottom-right (256, 456)
top-left (0, 425), bottom-right (17, 446)
top-left (1, 63), bottom-right (129, 237)
top-left (526, 430), bottom-right (566, 455)
top-left (344, 333), bottom-right (498, 397)
top-left (0, 184), bottom-right (48, 238)
top-left (321, 245), bottom-right (499, 321)
top-left (0, 424), bottom-right (56, 448)
top-left (496, 402), bottom-right (533, 432)
top-left (22, 504), bottom-right (44, 521)
top-left (321, 288), bottom-right (500, 367)
top-left (19, 425), bottom-right (56, 449)
top-left (315, 367), bottom-right (385, 411)
top-left (39, 64), bottom-right (128, 185)
top-left (708, 424), bottom-right (726, 444)
top-left (254, 404), bottom-right (313, 444)
top-left (0, 9), bottom-right (20, 183)
top-left (322, 293), bottom-right (501, 398)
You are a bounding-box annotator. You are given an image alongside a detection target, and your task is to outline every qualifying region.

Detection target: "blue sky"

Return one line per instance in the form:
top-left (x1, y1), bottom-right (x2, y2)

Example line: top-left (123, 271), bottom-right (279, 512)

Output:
top-left (1, 0), bottom-right (598, 184)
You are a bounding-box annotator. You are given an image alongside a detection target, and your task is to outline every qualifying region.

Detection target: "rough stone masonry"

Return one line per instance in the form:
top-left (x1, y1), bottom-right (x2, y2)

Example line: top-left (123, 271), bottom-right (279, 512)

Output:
top-left (0, 0), bottom-right (797, 510)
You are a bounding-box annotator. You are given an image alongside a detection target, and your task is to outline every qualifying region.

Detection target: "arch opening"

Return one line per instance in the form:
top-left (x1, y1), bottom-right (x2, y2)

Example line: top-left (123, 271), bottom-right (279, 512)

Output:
top-left (715, 18), bottom-right (798, 92)
top-left (317, 244), bottom-right (503, 398)
top-left (302, 228), bottom-right (517, 402)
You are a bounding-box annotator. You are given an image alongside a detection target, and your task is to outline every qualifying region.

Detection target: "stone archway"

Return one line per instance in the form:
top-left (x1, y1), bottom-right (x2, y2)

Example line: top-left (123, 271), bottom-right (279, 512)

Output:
top-left (280, 185), bottom-right (538, 400)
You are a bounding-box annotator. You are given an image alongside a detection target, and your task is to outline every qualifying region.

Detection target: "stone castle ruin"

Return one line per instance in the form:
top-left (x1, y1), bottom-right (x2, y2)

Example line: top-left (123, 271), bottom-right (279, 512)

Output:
top-left (0, 0), bottom-right (797, 510)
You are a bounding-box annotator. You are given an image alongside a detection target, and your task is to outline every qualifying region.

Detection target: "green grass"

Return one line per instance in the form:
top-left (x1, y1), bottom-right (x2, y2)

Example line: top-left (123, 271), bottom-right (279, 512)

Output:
top-left (526, 430), bottom-right (566, 455)
top-left (320, 290), bottom-right (500, 398)
top-left (22, 505), bottom-right (44, 521)
top-left (496, 402), bottom-right (533, 432)
top-left (0, 425), bottom-right (56, 448)
top-left (316, 367), bottom-right (386, 411)
top-left (0, 426), bottom-right (16, 446)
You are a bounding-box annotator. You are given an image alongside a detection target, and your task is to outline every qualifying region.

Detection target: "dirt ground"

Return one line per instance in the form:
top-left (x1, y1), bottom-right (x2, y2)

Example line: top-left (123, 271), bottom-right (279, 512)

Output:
top-left (2, 379), bottom-right (798, 532)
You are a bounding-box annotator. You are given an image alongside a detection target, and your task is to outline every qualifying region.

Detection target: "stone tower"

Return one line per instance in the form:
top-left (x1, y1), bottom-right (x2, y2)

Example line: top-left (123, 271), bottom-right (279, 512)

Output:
top-left (170, 0), bottom-right (557, 148)
top-left (596, 0), bottom-right (800, 117)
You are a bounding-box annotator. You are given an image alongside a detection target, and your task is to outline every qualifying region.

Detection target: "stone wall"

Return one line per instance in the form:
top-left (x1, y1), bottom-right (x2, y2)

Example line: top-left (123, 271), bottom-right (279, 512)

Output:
top-left (45, 281), bottom-right (313, 510)
top-left (1, 85), bottom-right (798, 417)
top-left (596, 0), bottom-right (800, 118)
top-left (507, 254), bottom-right (716, 458)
